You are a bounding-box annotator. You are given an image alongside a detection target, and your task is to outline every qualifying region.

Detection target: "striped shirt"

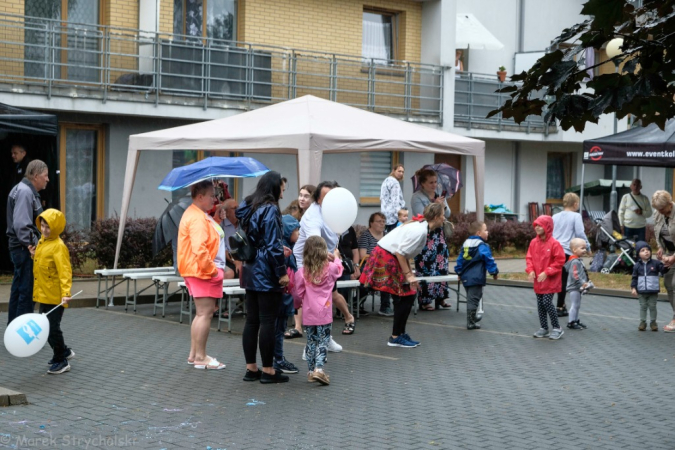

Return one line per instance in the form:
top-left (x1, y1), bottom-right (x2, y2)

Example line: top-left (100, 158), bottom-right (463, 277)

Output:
top-left (357, 229), bottom-right (381, 255)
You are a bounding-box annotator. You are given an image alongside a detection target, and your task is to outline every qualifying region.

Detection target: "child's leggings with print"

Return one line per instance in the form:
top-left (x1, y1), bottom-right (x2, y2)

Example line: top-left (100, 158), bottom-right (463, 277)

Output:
top-left (305, 324), bottom-right (331, 372)
top-left (536, 293), bottom-right (560, 329)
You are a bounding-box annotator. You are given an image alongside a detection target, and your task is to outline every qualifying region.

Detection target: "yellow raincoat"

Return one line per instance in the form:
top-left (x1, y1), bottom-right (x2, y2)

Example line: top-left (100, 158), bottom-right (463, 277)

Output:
top-left (33, 209), bottom-right (72, 306)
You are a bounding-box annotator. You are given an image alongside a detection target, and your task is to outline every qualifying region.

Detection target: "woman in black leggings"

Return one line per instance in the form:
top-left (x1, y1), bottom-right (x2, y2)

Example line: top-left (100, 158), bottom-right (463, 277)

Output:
top-left (236, 171), bottom-right (290, 383)
top-left (359, 203), bottom-right (446, 348)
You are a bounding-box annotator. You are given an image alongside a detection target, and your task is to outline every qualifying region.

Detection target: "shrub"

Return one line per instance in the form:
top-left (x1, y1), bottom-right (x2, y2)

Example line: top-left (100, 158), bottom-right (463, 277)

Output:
top-left (60, 224), bottom-right (91, 271)
top-left (88, 216), bottom-right (172, 269)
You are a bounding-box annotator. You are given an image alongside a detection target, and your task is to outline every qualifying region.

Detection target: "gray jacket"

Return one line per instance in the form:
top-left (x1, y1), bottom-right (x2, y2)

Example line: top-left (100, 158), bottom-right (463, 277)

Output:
top-left (654, 202), bottom-right (675, 255)
top-left (410, 190), bottom-right (451, 219)
top-left (6, 178), bottom-right (42, 250)
top-left (564, 257), bottom-right (589, 291)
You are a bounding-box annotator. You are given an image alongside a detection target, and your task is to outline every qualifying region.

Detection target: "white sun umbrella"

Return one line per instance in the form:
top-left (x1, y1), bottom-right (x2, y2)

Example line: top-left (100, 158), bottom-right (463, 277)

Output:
top-left (456, 13), bottom-right (504, 50)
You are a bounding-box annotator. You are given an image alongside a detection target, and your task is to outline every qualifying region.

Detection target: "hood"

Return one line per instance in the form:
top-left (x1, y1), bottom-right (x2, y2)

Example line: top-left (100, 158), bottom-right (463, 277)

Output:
top-left (36, 208), bottom-right (66, 240)
top-left (281, 214), bottom-right (300, 247)
top-left (533, 215), bottom-right (554, 239)
top-left (635, 240), bottom-right (651, 258)
top-left (235, 201), bottom-right (254, 225)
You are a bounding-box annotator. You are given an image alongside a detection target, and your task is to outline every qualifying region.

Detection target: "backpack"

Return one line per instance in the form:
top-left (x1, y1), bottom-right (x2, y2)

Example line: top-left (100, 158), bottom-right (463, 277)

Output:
top-left (228, 224), bottom-right (255, 262)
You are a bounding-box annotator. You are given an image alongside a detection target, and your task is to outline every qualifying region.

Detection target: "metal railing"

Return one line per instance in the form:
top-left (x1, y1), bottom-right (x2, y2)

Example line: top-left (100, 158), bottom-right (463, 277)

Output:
top-left (454, 71), bottom-right (555, 133)
top-left (0, 13), bottom-right (443, 123)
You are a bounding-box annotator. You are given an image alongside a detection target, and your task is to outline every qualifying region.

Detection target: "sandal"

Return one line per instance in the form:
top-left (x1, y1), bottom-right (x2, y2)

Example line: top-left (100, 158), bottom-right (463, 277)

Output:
top-left (194, 357), bottom-right (226, 370)
top-left (284, 328), bottom-right (303, 339)
top-left (437, 302), bottom-right (452, 310)
top-left (420, 304), bottom-right (435, 311)
top-left (342, 322), bottom-right (355, 335)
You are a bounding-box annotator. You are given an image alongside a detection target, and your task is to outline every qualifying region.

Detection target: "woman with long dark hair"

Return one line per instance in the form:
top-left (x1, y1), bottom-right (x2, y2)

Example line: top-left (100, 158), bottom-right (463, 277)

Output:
top-left (236, 171), bottom-right (290, 383)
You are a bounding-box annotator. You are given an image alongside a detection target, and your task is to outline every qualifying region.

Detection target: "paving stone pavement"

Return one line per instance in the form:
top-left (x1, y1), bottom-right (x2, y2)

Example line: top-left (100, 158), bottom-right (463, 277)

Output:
top-left (0, 285), bottom-right (674, 449)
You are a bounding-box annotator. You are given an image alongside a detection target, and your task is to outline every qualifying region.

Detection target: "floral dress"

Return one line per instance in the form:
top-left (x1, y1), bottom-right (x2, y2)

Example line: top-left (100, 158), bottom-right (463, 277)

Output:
top-left (414, 227), bottom-right (449, 306)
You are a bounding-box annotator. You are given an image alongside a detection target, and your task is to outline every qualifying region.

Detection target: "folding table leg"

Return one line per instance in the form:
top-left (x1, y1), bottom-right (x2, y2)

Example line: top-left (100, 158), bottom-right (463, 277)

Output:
top-left (217, 297), bottom-right (224, 332)
top-left (153, 283), bottom-right (160, 316)
top-left (108, 276), bottom-right (116, 308)
top-left (162, 283), bottom-right (169, 318)
top-left (125, 279), bottom-right (130, 312)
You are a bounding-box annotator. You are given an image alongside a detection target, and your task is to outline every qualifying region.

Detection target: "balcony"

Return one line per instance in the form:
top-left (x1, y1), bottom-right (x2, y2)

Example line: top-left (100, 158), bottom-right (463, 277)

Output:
top-left (454, 71), bottom-right (557, 134)
top-left (0, 13), bottom-right (555, 133)
top-left (0, 13), bottom-right (443, 123)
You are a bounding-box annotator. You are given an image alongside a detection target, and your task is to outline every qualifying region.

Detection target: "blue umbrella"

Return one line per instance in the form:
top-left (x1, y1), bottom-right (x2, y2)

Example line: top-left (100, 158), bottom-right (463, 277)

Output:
top-left (158, 156), bottom-right (270, 192)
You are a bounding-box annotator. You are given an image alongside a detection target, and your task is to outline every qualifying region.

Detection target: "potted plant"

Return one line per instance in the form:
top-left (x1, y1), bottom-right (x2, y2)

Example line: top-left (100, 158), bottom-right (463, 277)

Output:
top-left (497, 66), bottom-right (507, 82)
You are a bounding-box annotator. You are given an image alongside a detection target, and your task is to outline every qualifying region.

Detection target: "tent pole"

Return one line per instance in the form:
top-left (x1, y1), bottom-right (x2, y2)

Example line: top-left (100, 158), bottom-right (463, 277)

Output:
top-left (610, 165), bottom-right (618, 212)
top-left (579, 163), bottom-right (585, 217)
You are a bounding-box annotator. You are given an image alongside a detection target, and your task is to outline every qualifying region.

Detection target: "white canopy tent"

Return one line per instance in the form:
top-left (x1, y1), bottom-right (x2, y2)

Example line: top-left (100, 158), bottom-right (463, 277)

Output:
top-left (115, 95), bottom-right (486, 268)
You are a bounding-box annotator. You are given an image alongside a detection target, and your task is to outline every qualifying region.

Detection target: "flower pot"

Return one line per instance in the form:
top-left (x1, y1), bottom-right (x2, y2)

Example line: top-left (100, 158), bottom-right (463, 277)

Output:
top-left (497, 70), bottom-right (507, 82)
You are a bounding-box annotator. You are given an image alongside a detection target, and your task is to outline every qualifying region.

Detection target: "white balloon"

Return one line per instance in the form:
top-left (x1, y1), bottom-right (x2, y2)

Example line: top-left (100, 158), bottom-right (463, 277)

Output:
top-left (4, 313), bottom-right (50, 358)
top-left (322, 187), bottom-right (358, 235)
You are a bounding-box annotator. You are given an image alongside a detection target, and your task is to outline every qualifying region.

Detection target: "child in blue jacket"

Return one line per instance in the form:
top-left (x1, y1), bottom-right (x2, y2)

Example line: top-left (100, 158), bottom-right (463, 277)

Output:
top-left (273, 215), bottom-right (301, 374)
top-left (631, 241), bottom-right (666, 331)
top-left (454, 221), bottom-right (499, 329)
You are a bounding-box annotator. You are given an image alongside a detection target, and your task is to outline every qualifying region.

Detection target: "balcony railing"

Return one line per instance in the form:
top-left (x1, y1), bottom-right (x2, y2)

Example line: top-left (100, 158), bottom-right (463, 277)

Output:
top-left (454, 71), bottom-right (556, 134)
top-left (0, 13), bottom-right (443, 123)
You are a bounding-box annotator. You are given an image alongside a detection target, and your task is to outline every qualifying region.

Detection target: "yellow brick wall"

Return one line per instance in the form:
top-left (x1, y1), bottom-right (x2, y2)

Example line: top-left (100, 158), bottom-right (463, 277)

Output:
top-left (107, 0), bottom-right (141, 79)
top-left (241, 0), bottom-right (422, 61)
top-left (0, 0), bottom-right (25, 79)
top-left (241, 0), bottom-right (422, 109)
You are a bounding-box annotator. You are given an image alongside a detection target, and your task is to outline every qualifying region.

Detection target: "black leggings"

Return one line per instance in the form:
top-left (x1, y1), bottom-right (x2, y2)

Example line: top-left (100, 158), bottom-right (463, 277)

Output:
top-left (243, 290), bottom-right (281, 368)
top-left (391, 294), bottom-right (415, 336)
top-left (557, 253), bottom-right (571, 308)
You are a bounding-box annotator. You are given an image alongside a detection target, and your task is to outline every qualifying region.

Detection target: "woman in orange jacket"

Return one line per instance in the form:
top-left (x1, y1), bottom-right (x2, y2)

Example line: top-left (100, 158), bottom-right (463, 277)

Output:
top-left (178, 180), bottom-right (226, 370)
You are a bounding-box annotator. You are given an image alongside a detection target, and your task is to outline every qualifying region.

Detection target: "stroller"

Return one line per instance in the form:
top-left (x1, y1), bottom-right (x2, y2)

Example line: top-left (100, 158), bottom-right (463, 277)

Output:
top-left (593, 210), bottom-right (637, 274)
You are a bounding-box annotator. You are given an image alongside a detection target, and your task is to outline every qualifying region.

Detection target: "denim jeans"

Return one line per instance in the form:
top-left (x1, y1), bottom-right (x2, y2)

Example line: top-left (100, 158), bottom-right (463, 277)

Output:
top-left (8, 246), bottom-right (34, 325)
top-left (624, 226), bottom-right (646, 243)
top-left (273, 293), bottom-right (294, 361)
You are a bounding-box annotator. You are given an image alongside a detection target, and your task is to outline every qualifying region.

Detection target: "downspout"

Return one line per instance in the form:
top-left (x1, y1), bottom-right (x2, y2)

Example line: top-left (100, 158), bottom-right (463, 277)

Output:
top-left (518, 0), bottom-right (525, 53)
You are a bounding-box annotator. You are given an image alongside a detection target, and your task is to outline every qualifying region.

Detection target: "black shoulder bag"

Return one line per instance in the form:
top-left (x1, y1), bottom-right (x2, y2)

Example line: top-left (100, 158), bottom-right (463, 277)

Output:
top-left (228, 218), bottom-right (256, 262)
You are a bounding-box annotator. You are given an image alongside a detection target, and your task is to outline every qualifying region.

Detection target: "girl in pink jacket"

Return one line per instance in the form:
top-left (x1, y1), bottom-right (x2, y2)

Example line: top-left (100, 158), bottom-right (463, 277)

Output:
top-left (293, 236), bottom-right (343, 385)
top-left (526, 215), bottom-right (566, 340)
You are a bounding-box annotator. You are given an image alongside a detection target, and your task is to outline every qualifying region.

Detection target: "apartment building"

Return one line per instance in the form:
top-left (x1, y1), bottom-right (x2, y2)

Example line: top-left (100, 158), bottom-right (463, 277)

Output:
top-left (0, 0), bottom-right (663, 230)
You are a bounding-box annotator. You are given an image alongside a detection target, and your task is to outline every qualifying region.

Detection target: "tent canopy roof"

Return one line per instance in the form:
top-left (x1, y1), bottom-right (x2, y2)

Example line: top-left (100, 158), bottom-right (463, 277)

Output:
top-left (566, 178), bottom-right (632, 196)
top-left (130, 95), bottom-right (484, 157)
top-left (0, 102), bottom-right (57, 136)
top-left (583, 119), bottom-right (675, 167)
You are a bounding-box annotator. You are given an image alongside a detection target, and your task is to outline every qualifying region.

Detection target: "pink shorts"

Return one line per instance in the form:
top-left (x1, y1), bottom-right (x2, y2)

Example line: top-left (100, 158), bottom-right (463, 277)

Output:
top-left (184, 268), bottom-right (225, 299)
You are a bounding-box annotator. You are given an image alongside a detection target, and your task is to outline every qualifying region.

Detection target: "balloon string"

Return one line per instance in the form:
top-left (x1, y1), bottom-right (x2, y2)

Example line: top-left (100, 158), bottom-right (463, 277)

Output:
top-left (44, 290), bottom-right (83, 316)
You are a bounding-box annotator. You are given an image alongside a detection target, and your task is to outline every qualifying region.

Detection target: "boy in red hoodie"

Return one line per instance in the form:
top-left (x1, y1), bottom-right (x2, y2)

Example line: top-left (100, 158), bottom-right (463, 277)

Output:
top-left (526, 216), bottom-right (567, 340)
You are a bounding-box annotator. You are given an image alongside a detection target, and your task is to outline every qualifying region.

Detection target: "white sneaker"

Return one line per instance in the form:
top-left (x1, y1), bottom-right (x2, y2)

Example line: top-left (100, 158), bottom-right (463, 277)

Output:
top-left (327, 337), bottom-right (342, 352)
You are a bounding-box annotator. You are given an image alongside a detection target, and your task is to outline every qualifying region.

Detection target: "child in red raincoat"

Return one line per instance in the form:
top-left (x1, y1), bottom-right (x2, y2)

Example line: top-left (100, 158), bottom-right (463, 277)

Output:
top-left (526, 215), bottom-right (567, 340)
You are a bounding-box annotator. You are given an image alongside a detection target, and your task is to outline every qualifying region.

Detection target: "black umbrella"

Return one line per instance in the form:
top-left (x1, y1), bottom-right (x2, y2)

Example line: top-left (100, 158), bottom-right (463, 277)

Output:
top-left (153, 195), bottom-right (192, 256)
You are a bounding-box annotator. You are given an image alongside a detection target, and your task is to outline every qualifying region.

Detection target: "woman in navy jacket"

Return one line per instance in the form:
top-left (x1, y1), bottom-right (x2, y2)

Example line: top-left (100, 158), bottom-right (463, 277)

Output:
top-left (236, 171), bottom-right (290, 384)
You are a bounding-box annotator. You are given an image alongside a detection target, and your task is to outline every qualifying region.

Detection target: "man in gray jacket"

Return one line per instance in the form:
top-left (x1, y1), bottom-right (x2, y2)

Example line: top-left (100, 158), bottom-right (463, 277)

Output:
top-left (6, 159), bottom-right (49, 324)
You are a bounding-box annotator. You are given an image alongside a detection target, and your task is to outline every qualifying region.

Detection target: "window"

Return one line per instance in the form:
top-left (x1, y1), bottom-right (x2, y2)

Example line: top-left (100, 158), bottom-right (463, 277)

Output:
top-left (25, 0), bottom-right (101, 82)
top-left (173, 0), bottom-right (237, 40)
top-left (59, 124), bottom-right (105, 231)
top-left (360, 152), bottom-right (397, 204)
top-left (362, 10), bottom-right (398, 64)
top-left (546, 152), bottom-right (572, 202)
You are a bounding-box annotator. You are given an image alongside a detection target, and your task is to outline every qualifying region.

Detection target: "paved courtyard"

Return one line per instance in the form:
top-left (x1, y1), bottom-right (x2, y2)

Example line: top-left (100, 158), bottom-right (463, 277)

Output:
top-left (0, 284), bottom-right (674, 449)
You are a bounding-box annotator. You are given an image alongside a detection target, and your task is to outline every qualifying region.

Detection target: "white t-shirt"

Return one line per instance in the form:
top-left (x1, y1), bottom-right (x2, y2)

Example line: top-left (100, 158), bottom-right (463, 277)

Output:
top-left (377, 221), bottom-right (429, 258)
top-left (293, 202), bottom-right (338, 268)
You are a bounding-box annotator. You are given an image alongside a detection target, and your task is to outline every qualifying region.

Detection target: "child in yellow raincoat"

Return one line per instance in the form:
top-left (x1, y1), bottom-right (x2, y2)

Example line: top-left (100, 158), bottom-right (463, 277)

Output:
top-left (29, 209), bottom-right (73, 374)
